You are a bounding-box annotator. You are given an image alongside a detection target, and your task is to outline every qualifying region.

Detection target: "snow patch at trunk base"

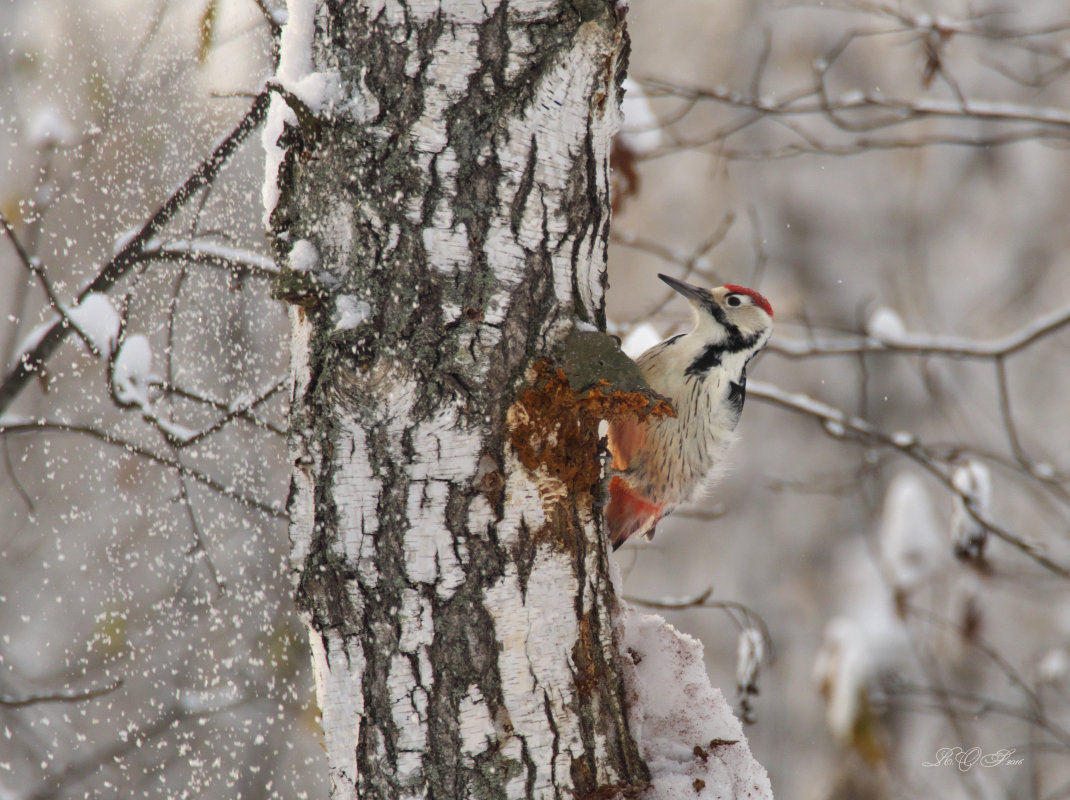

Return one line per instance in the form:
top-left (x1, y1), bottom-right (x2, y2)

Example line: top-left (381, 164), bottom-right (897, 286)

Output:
top-left (620, 605), bottom-right (774, 799)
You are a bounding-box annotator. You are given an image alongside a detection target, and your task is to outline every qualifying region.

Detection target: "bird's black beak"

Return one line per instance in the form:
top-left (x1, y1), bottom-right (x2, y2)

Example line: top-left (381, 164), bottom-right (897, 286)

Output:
top-left (658, 273), bottom-right (711, 305)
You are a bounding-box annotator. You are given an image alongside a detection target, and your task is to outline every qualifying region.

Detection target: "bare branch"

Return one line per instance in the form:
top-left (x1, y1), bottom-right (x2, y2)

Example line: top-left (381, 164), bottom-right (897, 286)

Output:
top-left (611, 213), bottom-right (734, 321)
top-left (0, 212), bottom-right (103, 359)
top-left (0, 679), bottom-right (123, 708)
top-left (27, 698), bottom-right (246, 800)
top-left (903, 604), bottom-right (1070, 749)
top-left (0, 419), bottom-right (285, 519)
top-left (166, 377), bottom-right (288, 447)
top-left (160, 381), bottom-right (287, 437)
top-left (638, 76), bottom-right (1070, 132)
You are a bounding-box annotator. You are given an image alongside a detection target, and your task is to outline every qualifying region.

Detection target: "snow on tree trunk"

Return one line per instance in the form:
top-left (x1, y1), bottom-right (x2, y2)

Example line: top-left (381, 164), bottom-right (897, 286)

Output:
top-left (265, 2), bottom-right (773, 798)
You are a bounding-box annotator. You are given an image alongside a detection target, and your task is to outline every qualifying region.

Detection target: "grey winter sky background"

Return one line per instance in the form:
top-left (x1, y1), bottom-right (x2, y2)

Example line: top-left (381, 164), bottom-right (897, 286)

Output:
top-left (3, 1), bottom-right (1070, 798)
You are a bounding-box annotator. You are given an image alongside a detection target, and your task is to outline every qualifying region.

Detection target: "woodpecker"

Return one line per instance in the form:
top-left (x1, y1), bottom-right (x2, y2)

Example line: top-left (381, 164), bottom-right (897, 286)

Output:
top-left (606, 274), bottom-right (773, 549)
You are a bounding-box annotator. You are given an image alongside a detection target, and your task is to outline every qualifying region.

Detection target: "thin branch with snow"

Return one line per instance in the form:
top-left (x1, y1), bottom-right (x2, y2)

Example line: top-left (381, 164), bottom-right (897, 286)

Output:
top-left (768, 303), bottom-right (1070, 359)
top-left (136, 238), bottom-right (278, 279)
top-left (749, 379), bottom-right (1070, 580)
top-left (0, 90), bottom-right (272, 416)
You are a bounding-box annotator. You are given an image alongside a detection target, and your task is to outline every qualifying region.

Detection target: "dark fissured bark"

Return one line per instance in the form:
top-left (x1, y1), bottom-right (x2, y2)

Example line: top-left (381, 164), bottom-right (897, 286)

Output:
top-left (270, 2), bottom-right (643, 797)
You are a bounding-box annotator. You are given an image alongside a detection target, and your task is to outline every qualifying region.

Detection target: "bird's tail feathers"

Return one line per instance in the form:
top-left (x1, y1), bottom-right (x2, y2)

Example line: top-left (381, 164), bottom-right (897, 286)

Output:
top-left (607, 476), bottom-right (663, 550)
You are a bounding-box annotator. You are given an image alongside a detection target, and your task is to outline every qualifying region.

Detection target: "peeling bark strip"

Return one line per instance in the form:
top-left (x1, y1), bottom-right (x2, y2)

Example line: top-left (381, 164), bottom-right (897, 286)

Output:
top-left (508, 360), bottom-right (672, 543)
top-left (268, 2), bottom-right (644, 797)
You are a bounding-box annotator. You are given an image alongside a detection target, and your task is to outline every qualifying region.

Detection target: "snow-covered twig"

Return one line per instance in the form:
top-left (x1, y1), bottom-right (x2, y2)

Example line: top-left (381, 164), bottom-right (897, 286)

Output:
top-left (767, 302), bottom-right (1070, 360)
top-left (137, 238), bottom-right (278, 279)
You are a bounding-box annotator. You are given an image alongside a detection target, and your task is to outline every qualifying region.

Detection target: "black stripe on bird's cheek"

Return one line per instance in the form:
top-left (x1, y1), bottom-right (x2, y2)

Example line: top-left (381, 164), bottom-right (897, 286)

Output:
top-left (704, 300), bottom-right (763, 353)
top-left (685, 343), bottom-right (724, 377)
top-left (726, 328), bottom-right (762, 353)
top-left (704, 300), bottom-right (730, 327)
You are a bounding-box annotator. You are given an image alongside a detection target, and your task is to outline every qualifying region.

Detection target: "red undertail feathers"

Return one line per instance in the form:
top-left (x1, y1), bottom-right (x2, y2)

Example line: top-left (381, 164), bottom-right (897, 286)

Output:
top-left (607, 476), bottom-right (664, 550)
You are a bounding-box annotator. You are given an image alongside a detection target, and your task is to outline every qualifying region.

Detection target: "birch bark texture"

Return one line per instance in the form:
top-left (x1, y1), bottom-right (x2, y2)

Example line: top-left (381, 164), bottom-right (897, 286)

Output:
top-left (265, 1), bottom-right (646, 797)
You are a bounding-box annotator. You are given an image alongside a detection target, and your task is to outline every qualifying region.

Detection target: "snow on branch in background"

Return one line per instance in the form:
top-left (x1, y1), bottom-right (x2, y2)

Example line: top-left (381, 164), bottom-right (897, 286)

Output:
top-left (748, 380), bottom-right (1070, 580)
top-left (767, 301), bottom-right (1070, 359)
top-left (137, 238), bottom-right (278, 278)
top-left (620, 605), bottom-right (773, 800)
top-left (0, 90), bottom-right (271, 417)
top-left (65, 294), bottom-right (121, 359)
top-left (26, 105), bottom-right (79, 150)
top-left (108, 331), bottom-right (286, 449)
top-left (878, 472), bottom-right (944, 614)
top-left (949, 459), bottom-right (992, 563)
top-left (813, 618), bottom-right (885, 764)
top-left (111, 335), bottom-right (158, 410)
top-left (619, 79), bottom-right (664, 155)
top-left (110, 335), bottom-right (199, 446)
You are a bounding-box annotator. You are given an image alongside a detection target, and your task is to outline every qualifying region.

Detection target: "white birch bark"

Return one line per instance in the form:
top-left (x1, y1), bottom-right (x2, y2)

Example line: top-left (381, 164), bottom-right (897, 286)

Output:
top-left (267, 2), bottom-right (646, 798)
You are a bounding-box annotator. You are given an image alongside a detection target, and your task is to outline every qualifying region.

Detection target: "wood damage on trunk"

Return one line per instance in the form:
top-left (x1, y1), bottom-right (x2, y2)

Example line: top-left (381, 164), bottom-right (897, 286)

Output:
top-left (265, 1), bottom-right (662, 797)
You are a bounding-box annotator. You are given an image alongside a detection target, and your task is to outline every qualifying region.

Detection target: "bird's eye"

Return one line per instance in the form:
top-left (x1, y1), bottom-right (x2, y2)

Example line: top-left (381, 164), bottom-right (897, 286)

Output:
top-left (726, 295), bottom-right (742, 307)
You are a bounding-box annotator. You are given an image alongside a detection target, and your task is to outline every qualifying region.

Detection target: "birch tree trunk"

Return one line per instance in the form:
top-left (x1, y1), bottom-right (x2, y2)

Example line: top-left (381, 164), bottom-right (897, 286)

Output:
top-left (265, 1), bottom-right (648, 797)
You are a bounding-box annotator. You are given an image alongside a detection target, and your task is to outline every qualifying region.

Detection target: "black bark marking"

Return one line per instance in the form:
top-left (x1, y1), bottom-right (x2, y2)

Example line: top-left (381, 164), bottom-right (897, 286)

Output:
top-left (520, 733), bottom-right (538, 799)
top-left (511, 135), bottom-right (539, 236)
top-left (514, 517), bottom-right (536, 600)
top-left (566, 124), bottom-right (606, 324)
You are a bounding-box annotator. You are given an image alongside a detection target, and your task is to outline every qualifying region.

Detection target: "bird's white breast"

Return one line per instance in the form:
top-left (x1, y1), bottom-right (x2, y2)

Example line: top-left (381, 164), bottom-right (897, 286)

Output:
top-left (632, 342), bottom-right (748, 507)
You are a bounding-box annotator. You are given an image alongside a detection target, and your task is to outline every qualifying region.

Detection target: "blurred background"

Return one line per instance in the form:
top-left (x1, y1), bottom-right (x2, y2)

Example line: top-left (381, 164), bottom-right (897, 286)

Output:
top-left (0, 2), bottom-right (318, 797)
top-left (2, 1), bottom-right (1070, 798)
